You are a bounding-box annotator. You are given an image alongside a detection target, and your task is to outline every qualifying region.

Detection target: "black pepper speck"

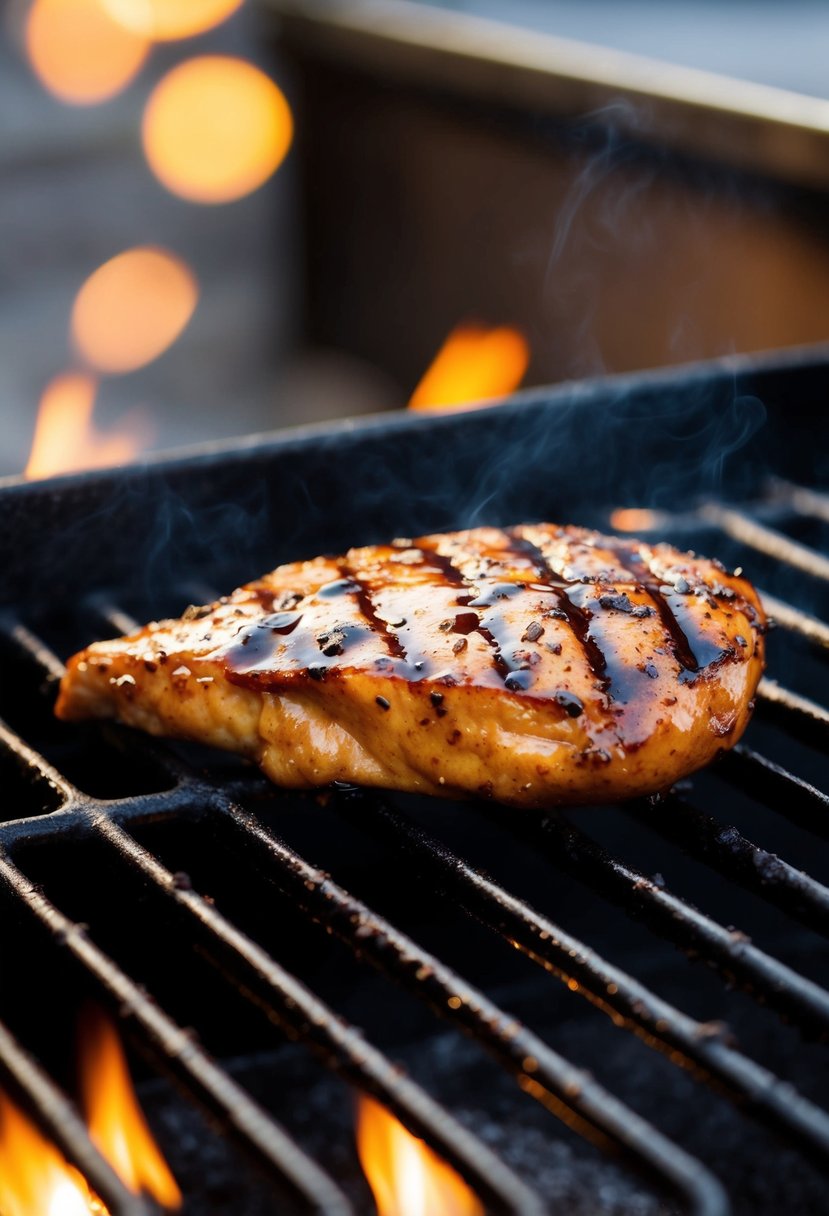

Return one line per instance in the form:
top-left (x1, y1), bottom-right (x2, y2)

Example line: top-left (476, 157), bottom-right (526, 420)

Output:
top-left (554, 690), bottom-right (584, 717)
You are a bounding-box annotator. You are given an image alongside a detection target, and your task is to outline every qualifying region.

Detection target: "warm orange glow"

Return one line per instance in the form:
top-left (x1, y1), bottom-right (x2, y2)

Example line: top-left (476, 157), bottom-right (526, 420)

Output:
top-left (25, 372), bottom-right (150, 479)
top-left (142, 57), bottom-right (293, 203)
top-left (0, 1017), bottom-right (179, 1214)
top-left (79, 1009), bottom-right (181, 1208)
top-left (610, 508), bottom-right (660, 532)
top-left (103, 0), bottom-right (244, 40)
top-left (408, 324), bottom-right (529, 412)
top-left (71, 247), bottom-right (198, 374)
top-left (0, 1092), bottom-right (105, 1216)
top-left (356, 1095), bottom-right (483, 1216)
top-left (25, 0), bottom-right (150, 105)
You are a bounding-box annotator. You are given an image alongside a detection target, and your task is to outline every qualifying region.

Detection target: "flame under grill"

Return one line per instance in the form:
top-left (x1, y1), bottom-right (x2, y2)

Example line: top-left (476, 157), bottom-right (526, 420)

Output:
top-left (0, 351), bottom-right (827, 1214)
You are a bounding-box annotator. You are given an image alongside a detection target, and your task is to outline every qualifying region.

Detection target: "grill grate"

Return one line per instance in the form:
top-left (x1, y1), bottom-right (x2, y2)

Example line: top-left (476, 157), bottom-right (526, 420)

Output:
top-left (0, 617), bottom-right (726, 1216)
top-left (0, 380), bottom-right (827, 1214)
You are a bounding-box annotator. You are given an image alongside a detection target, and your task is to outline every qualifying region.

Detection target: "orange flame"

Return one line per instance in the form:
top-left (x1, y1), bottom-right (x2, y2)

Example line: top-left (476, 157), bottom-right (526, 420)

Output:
top-left (356, 1095), bottom-right (483, 1216)
top-left (71, 247), bottom-right (198, 375)
top-left (408, 324), bottom-right (529, 412)
top-left (102, 0), bottom-right (244, 40)
top-left (0, 1014), bottom-right (180, 1213)
top-left (25, 0), bottom-right (150, 105)
top-left (25, 372), bottom-right (150, 479)
top-left (79, 1009), bottom-right (181, 1208)
top-left (142, 56), bottom-right (293, 204)
top-left (0, 1093), bottom-right (105, 1216)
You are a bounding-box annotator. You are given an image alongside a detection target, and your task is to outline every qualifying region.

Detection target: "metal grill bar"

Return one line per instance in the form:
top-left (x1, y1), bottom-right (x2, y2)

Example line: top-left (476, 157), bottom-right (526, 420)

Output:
top-left (335, 792), bottom-right (829, 1167)
top-left (216, 799), bottom-right (728, 1216)
top-left (629, 796), bottom-right (829, 938)
top-left (758, 592), bottom-right (829, 651)
top-left (757, 679), bottom-right (829, 750)
top-left (0, 715), bottom-right (75, 802)
top-left (477, 799), bottom-right (829, 1035)
top-left (0, 1021), bottom-right (150, 1216)
top-left (87, 598), bottom-right (150, 640)
top-left (770, 480), bottom-right (829, 525)
top-left (699, 503), bottom-right (829, 583)
top-left (0, 848), bottom-right (354, 1216)
top-left (85, 808), bottom-right (546, 1216)
top-left (2, 620), bottom-right (66, 682)
top-left (718, 747), bottom-right (829, 839)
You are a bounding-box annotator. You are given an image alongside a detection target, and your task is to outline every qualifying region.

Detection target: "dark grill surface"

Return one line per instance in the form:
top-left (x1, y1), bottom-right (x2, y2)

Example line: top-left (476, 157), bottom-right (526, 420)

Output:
top-left (0, 348), bottom-right (827, 1214)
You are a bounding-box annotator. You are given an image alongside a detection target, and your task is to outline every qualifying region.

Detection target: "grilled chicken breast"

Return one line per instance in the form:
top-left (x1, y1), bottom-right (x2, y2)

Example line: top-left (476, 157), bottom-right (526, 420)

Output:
top-left (56, 524), bottom-right (765, 807)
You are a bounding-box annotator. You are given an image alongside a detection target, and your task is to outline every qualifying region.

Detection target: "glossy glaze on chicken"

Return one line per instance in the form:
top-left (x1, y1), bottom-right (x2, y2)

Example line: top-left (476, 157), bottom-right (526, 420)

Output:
top-left (56, 524), bottom-right (766, 807)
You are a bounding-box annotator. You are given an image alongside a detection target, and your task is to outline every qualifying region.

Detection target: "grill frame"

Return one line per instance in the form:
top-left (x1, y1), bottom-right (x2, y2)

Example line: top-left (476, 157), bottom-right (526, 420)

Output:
top-left (1, 345), bottom-right (828, 1214)
top-left (3, 343), bottom-right (828, 608)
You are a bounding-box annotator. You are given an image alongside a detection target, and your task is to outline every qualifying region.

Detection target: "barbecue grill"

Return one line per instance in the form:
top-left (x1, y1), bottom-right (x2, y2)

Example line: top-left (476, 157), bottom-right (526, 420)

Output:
top-left (1, 345), bottom-right (828, 1214)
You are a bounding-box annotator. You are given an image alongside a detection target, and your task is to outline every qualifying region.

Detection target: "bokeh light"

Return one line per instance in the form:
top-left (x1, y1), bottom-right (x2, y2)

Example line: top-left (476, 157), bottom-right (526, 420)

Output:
top-left (142, 56), bottom-right (293, 203)
top-left (102, 0), bottom-right (244, 41)
top-left (25, 0), bottom-right (150, 105)
top-left (71, 246), bottom-right (198, 373)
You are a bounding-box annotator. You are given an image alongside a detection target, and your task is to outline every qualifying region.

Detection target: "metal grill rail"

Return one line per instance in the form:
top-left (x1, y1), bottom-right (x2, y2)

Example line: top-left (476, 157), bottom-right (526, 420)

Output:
top-left (0, 478), bottom-right (826, 1215)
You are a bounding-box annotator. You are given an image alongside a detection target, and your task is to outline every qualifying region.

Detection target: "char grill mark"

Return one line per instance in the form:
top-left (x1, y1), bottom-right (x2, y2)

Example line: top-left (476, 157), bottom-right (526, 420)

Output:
top-left (605, 543), bottom-right (710, 674)
top-left (225, 564), bottom-right (392, 682)
top-left (418, 544), bottom-right (467, 588)
top-left (504, 531), bottom-right (569, 586)
top-left (459, 585), bottom-right (526, 688)
top-left (418, 540), bottom-right (523, 686)
top-left (506, 529), bottom-right (610, 688)
top-left (335, 561), bottom-right (408, 662)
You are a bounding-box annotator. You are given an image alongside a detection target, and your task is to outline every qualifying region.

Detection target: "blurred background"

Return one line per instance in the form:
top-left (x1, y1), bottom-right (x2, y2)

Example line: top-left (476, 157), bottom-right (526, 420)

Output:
top-left (4, 0), bottom-right (829, 479)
